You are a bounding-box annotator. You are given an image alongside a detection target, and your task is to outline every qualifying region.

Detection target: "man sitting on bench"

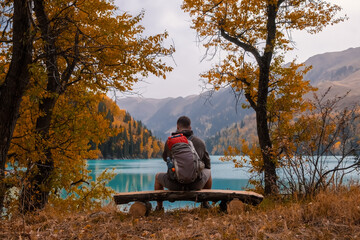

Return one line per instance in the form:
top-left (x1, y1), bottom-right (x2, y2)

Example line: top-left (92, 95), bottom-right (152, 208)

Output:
top-left (154, 116), bottom-right (212, 210)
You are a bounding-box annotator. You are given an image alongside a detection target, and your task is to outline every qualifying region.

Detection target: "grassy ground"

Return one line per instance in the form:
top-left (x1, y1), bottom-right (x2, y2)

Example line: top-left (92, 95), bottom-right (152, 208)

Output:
top-left (2, 187), bottom-right (360, 239)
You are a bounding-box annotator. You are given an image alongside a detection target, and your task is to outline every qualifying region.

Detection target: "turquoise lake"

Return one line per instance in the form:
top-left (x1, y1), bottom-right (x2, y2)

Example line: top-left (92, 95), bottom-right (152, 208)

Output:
top-left (87, 156), bottom-right (251, 209)
top-left (86, 155), bottom-right (359, 209)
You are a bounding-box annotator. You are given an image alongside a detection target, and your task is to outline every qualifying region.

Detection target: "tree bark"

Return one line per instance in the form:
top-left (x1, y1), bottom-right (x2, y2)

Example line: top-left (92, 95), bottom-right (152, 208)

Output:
top-left (256, 68), bottom-right (278, 195)
top-left (20, 0), bottom-right (78, 212)
top-left (19, 97), bottom-right (58, 212)
top-left (20, 0), bottom-right (59, 212)
top-left (0, 0), bottom-right (32, 213)
top-left (254, 2), bottom-right (279, 196)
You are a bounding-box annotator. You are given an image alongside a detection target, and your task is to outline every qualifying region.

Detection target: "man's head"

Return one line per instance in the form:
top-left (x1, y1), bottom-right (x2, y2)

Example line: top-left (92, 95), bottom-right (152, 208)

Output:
top-left (177, 116), bottom-right (191, 132)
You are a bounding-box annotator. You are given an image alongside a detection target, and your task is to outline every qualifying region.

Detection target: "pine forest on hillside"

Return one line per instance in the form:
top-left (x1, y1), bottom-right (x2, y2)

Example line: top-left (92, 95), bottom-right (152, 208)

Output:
top-left (96, 97), bottom-right (163, 159)
top-left (206, 115), bottom-right (257, 155)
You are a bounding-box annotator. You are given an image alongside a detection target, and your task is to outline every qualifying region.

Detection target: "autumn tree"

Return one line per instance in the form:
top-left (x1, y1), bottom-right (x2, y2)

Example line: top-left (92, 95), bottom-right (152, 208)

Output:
top-left (1, 0), bottom-right (174, 212)
top-left (182, 0), bottom-right (345, 194)
top-left (8, 83), bottom-right (116, 212)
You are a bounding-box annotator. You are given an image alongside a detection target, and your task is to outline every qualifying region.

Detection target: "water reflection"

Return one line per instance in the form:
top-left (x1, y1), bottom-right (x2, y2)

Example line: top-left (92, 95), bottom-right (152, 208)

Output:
top-left (87, 156), bottom-right (250, 192)
top-left (110, 173), bottom-right (154, 192)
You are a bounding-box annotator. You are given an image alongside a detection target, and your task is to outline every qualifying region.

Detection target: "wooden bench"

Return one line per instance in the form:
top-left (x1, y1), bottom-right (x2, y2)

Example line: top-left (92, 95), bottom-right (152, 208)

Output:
top-left (113, 189), bottom-right (263, 216)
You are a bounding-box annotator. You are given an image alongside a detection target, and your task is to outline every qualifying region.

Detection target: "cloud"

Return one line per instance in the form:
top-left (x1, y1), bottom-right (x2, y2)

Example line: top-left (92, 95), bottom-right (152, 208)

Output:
top-left (114, 0), bottom-right (360, 99)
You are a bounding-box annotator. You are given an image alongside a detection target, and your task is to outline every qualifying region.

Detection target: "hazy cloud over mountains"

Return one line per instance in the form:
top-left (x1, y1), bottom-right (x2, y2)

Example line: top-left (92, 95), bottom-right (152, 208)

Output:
top-left (117, 47), bottom-right (360, 141)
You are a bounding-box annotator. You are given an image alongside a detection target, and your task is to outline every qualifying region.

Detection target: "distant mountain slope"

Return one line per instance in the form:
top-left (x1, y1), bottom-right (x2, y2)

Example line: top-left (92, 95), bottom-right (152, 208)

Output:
top-left (96, 96), bottom-right (163, 159)
top-left (206, 47), bottom-right (360, 154)
top-left (117, 88), bottom-right (253, 140)
top-left (117, 47), bottom-right (360, 144)
top-left (115, 97), bottom-right (172, 123)
top-left (304, 47), bottom-right (360, 96)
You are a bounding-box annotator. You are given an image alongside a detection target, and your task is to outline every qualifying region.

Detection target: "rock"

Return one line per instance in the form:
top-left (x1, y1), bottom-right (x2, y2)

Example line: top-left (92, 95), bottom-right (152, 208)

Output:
top-left (227, 198), bottom-right (245, 214)
top-left (129, 201), bottom-right (151, 217)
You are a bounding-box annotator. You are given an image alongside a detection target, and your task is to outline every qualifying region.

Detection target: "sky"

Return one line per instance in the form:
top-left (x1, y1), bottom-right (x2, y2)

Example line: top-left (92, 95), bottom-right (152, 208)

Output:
top-left (114, 0), bottom-right (360, 99)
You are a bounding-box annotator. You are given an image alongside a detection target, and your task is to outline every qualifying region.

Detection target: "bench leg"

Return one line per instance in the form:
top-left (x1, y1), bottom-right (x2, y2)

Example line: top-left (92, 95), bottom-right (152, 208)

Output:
top-left (144, 201), bottom-right (152, 215)
top-left (219, 200), bottom-right (228, 212)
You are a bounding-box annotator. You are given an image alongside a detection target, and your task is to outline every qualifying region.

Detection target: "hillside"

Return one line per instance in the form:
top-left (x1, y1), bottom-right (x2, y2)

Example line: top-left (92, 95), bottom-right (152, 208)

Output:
top-left (116, 47), bottom-right (360, 153)
top-left (304, 47), bottom-right (360, 88)
top-left (303, 47), bottom-right (360, 106)
top-left (206, 114), bottom-right (257, 155)
top-left (95, 96), bottom-right (163, 159)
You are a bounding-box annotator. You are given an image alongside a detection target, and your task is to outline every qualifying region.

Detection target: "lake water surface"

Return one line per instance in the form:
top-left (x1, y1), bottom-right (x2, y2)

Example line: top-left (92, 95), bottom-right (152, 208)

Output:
top-left (87, 155), bottom-right (359, 209)
top-left (87, 156), bottom-right (251, 209)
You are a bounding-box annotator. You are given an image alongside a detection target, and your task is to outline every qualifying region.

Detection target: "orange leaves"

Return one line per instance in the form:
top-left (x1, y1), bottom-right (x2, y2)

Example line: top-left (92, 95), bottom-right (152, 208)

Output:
top-left (8, 81), bottom-right (114, 199)
top-left (280, 0), bottom-right (346, 34)
top-left (31, 0), bottom-right (174, 96)
top-left (1, 0), bottom-right (174, 212)
top-left (184, 0), bottom-right (347, 194)
top-left (182, 0), bottom-right (342, 108)
top-left (183, 0), bottom-right (345, 61)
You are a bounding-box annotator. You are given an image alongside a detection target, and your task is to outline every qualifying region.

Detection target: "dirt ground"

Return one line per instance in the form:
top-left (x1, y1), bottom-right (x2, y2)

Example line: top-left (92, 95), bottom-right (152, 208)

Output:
top-left (2, 188), bottom-right (360, 239)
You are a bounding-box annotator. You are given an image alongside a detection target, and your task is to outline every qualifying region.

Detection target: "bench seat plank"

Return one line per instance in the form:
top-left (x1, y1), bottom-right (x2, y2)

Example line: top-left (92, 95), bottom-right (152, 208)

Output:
top-left (113, 189), bottom-right (263, 206)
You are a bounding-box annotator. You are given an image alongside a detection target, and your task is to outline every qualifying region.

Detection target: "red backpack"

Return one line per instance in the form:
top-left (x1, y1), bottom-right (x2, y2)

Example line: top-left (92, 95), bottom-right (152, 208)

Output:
top-left (166, 134), bottom-right (204, 184)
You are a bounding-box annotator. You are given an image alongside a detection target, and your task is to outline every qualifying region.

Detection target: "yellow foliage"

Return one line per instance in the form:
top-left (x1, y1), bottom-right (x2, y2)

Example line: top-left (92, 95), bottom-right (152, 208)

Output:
top-left (8, 81), bottom-right (115, 204)
top-left (182, 0), bottom-right (345, 54)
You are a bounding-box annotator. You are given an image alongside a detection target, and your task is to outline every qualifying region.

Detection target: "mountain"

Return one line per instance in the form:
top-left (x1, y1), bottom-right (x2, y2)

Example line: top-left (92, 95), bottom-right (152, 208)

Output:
top-left (116, 47), bottom-right (360, 146)
top-left (303, 47), bottom-right (360, 101)
top-left (304, 47), bottom-right (360, 87)
top-left (117, 88), bottom-right (253, 140)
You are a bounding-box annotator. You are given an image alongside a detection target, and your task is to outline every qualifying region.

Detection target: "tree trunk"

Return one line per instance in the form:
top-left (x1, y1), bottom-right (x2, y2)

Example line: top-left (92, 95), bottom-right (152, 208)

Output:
top-left (0, 0), bottom-right (32, 213)
top-left (19, 0), bottom-right (80, 212)
top-left (257, 64), bottom-right (278, 195)
top-left (253, 2), bottom-right (279, 196)
top-left (256, 107), bottom-right (278, 195)
top-left (19, 0), bottom-right (61, 212)
top-left (19, 96), bottom-right (57, 212)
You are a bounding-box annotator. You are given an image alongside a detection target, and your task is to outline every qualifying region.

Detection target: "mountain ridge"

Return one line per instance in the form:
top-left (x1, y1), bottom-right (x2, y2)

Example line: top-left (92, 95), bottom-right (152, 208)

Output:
top-left (117, 47), bottom-right (360, 143)
top-left (117, 88), bottom-right (252, 140)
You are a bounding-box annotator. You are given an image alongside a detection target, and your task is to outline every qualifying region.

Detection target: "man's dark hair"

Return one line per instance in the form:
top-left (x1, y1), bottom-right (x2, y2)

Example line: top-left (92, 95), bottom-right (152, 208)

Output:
top-left (177, 116), bottom-right (191, 129)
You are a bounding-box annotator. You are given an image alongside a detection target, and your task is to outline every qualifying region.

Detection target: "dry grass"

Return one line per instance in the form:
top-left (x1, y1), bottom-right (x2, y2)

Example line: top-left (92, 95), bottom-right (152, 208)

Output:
top-left (2, 187), bottom-right (360, 239)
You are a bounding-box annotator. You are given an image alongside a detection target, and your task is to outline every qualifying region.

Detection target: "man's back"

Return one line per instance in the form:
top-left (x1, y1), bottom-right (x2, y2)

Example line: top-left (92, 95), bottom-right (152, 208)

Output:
top-left (162, 130), bottom-right (211, 169)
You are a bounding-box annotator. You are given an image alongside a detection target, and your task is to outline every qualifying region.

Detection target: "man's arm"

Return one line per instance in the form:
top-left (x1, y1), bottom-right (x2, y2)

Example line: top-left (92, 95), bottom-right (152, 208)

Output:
top-left (203, 150), bottom-right (211, 169)
top-left (162, 141), bottom-right (169, 162)
top-left (192, 136), bottom-right (211, 169)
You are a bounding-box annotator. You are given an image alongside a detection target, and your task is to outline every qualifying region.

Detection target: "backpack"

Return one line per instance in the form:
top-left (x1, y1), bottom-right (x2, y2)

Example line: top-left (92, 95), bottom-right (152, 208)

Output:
top-left (166, 134), bottom-right (205, 184)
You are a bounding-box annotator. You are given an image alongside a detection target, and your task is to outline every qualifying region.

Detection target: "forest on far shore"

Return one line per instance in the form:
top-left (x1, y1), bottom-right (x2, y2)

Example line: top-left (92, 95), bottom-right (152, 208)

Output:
top-left (95, 97), bottom-right (163, 159)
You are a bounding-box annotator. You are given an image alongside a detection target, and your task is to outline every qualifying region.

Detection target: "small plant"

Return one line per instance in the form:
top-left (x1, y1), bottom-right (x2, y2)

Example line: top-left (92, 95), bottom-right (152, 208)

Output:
top-left (278, 88), bottom-right (360, 196)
